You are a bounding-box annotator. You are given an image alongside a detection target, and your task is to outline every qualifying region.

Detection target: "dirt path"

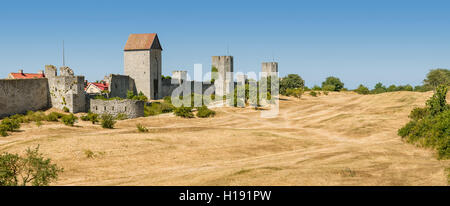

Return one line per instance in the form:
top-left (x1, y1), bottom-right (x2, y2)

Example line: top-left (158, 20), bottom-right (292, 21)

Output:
top-left (1, 91), bottom-right (448, 185)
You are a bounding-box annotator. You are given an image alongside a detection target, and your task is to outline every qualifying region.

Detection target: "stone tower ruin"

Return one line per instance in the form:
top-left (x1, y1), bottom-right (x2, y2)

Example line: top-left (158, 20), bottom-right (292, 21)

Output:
top-left (212, 56), bottom-right (233, 97)
top-left (124, 33), bottom-right (162, 100)
top-left (262, 62), bottom-right (278, 74)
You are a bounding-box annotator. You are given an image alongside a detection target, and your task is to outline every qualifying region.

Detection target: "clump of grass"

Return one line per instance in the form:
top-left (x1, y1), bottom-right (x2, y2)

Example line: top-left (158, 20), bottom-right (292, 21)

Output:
top-left (61, 114), bottom-right (77, 126)
top-left (84, 149), bottom-right (95, 158)
top-left (340, 168), bottom-right (356, 177)
top-left (174, 106), bottom-right (194, 118)
top-left (136, 123), bottom-right (149, 133)
top-left (446, 168), bottom-right (450, 185)
top-left (309, 91), bottom-right (318, 97)
top-left (45, 112), bottom-right (63, 122)
top-left (100, 113), bottom-right (116, 129)
top-left (36, 120), bottom-right (42, 127)
top-left (115, 113), bottom-right (128, 120)
top-left (80, 112), bottom-right (99, 124)
top-left (234, 169), bottom-right (253, 175)
top-left (144, 102), bottom-right (174, 117)
top-left (196, 106), bottom-right (216, 118)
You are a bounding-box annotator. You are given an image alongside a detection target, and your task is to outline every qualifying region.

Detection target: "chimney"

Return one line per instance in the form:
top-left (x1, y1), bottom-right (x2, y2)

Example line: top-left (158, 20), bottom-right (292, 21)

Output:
top-left (19, 69), bottom-right (23, 74)
top-left (38, 70), bottom-right (44, 75)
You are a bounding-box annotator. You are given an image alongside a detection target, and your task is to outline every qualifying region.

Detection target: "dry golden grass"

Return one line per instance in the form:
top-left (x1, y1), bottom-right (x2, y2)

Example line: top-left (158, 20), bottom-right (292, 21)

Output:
top-left (1, 91), bottom-right (449, 185)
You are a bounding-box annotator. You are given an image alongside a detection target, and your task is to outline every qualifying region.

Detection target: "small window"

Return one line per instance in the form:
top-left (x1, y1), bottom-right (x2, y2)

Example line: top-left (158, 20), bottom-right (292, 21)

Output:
top-left (112, 106), bottom-right (114, 111)
top-left (104, 106), bottom-right (106, 111)
top-left (95, 106), bottom-right (98, 110)
top-left (125, 107), bottom-right (127, 111)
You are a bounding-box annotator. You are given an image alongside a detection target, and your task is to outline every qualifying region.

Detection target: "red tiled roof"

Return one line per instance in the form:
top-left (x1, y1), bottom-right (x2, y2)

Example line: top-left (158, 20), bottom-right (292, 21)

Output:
top-left (86, 82), bottom-right (109, 91)
top-left (9, 73), bottom-right (45, 79)
top-left (124, 33), bottom-right (162, 51)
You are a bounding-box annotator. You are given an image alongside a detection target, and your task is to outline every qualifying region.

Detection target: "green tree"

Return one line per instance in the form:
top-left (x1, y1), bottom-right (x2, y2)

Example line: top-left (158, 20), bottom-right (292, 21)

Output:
top-left (0, 146), bottom-right (63, 186)
top-left (355, 84), bottom-right (370, 95)
top-left (371, 82), bottom-right (387, 94)
top-left (423, 69), bottom-right (450, 89)
top-left (322, 76), bottom-right (344, 91)
top-left (280, 74), bottom-right (305, 95)
top-left (426, 85), bottom-right (449, 116)
top-left (387, 84), bottom-right (397, 92)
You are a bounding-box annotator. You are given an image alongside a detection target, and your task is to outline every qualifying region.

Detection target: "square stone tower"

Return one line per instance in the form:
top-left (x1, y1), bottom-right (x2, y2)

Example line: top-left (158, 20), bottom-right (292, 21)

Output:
top-left (212, 56), bottom-right (233, 96)
top-left (124, 33), bottom-right (162, 100)
top-left (262, 62), bottom-right (278, 74)
top-left (172, 70), bottom-right (187, 85)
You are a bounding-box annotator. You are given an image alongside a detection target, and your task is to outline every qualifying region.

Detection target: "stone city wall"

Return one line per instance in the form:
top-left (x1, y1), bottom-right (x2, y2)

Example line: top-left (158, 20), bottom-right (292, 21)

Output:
top-left (89, 99), bottom-right (144, 119)
top-left (0, 78), bottom-right (49, 118)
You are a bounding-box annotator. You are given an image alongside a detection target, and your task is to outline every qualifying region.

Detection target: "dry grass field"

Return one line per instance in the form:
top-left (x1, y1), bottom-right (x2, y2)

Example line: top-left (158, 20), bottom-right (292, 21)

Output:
top-left (0, 91), bottom-right (449, 185)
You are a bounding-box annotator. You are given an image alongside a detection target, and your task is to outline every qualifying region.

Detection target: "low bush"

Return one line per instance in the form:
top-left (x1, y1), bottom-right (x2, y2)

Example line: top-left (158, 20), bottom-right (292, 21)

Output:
top-left (0, 118), bottom-right (20, 132)
top-left (136, 123), bottom-right (149, 133)
top-left (0, 125), bottom-right (8, 137)
top-left (196, 106), bottom-right (216, 118)
top-left (285, 88), bottom-right (303, 99)
top-left (408, 107), bottom-right (429, 120)
top-left (309, 91), bottom-right (317, 97)
top-left (80, 112), bottom-right (99, 124)
top-left (9, 114), bottom-right (26, 123)
top-left (45, 112), bottom-right (63, 122)
top-left (174, 106), bottom-right (194, 118)
top-left (61, 114), bottom-right (77, 126)
top-left (398, 85), bottom-right (450, 159)
top-left (100, 114), bottom-right (116, 129)
top-left (32, 111), bottom-right (46, 122)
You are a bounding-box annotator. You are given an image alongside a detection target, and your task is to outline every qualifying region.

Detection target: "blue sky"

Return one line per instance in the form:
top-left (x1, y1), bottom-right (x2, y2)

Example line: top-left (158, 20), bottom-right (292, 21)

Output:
top-left (0, 0), bottom-right (449, 89)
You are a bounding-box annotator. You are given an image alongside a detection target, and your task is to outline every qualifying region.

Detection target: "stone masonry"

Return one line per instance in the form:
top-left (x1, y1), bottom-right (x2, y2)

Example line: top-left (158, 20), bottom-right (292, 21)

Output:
top-left (45, 65), bottom-right (86, 113)
top-left (90, 99), bottom-right (145, 118)
top-left (212, 56), bottom-right (234, 97)
top-left (124, 33), bottom-right (162, 100)
top-left (0, 78), bottom-right (49, 118)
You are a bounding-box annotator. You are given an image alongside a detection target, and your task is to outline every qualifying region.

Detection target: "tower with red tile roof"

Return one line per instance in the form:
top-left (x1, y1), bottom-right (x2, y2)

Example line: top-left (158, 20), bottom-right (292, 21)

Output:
top-left (124, 33), bottom-right (162, 100)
